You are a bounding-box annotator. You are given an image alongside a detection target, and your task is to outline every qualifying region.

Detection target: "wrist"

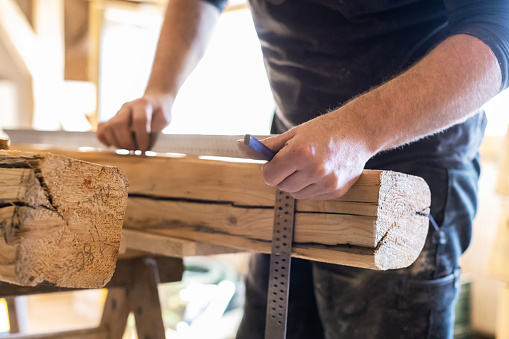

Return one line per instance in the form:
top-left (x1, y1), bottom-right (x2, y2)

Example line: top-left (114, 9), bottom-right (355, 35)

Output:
top-left (143, 89), bottom-right (175, 106)
top-left (330, 98), bottom-right (387, 161)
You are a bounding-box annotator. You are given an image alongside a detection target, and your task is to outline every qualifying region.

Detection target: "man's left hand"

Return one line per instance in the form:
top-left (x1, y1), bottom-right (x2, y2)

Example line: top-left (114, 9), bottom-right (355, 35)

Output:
top-left (260, 112), bottom-right (375, 200)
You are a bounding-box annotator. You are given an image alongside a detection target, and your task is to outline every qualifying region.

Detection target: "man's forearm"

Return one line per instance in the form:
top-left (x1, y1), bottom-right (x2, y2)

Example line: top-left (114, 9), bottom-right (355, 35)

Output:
top-left (259, 34), bottom-right (502, 200)
top-left (341, 34), bottom-right (502, 155)
top-left (145, 0), bottom-right (220, 98)
top-left (96, 0), bottom-right (220, 152)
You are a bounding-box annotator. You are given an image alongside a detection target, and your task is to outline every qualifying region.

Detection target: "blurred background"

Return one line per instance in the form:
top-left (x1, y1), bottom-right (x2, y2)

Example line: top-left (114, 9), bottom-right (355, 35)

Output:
top-left (0, 0), bottom-right (509, 338)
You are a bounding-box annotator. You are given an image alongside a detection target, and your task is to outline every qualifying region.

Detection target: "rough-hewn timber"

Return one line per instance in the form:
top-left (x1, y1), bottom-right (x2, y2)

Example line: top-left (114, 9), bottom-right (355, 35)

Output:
top-left (10, 147), bottom-right (430, 270)
top-left (0, 150), bottom-right (128, 287)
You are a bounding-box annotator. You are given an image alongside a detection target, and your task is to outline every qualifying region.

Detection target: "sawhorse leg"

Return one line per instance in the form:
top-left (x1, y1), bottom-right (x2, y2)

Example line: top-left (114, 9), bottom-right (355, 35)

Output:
top-left (101, 257), bottom-right (168, 339)
top-left (1, 256), bottom-right (184, 339)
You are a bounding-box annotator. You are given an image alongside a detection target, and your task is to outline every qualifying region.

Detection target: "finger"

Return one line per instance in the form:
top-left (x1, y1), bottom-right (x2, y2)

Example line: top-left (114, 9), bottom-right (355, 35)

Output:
top-left (291, 174), bottom-right (359, 200)
top-left (289, 182), bottom-right (335, 200)
top-left (110, 108), bottom-right (137, 150)
top-left (277, 170), bottom-right (315, 193)
top-left (302, 186), bottom-right (351, 200)
top-left (260, 129), bottom-right (296, 153)
top-left (148, 132), bottom-right (159, 150)
top-left (112, 128), bottom-right (136, 150)
top-left (131, 104), bottom-right (152, 152)
top-left (97, 122), bottom-right (112, 147)
top-left (108, 127), bottom-right (124, 150)
top-left (100, 123), bottom-right (122, 149)
top-left (262, 146), bottom-right (298, 186)
top-left (301, 190), bottom-right (341, 201)
top-left (261, 132), bottom-right (298, 186)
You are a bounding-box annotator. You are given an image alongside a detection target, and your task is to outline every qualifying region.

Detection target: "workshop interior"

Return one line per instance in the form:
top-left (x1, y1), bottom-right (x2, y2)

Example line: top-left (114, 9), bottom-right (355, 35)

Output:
top-left (0, 0), bottom-right (509, 338)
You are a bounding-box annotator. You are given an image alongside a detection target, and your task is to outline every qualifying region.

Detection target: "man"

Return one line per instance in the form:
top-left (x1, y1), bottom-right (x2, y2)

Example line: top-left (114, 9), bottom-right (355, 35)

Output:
top-left (97, 0), bottom-right (509, 337)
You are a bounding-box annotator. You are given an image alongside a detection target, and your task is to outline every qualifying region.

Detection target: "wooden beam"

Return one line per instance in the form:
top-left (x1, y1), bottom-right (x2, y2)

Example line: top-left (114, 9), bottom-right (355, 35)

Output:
top-left (0, 0), bottom-right (36, 127)
top-left (122, 229), bottom-right (239, 257)
top-left (87, 0), bottom-right (105, 129)
top-left (0, 0), bottom-right (39, 75)
top-left (0, 0), bottom-right (66, 129)
top-left (0, 150), bottom-right (128, 288)
top-left (5, 326), bottom-right (108, 339)
top-left (9, 147), bottom-right (431, 270)
top-left (0, 256), bottom-right (184, 297)
top-left (30, 0), bottom-right (65, 130)
top-left (0, 256), bottom-right (182, 339)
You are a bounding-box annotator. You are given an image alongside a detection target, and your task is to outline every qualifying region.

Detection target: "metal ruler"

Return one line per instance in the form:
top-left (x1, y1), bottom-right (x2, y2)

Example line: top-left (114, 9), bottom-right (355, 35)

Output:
top-left (265, 189), bottom-right (295, 338)
top-left (241, 135), bottom-right (296, 339)
top-left (4, 129), bottom-right (270, 158)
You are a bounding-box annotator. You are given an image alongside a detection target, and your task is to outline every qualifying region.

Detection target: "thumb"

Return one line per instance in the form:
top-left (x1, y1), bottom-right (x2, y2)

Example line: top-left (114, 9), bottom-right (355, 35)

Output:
top-left (261, 129), bottom-right (296, 153)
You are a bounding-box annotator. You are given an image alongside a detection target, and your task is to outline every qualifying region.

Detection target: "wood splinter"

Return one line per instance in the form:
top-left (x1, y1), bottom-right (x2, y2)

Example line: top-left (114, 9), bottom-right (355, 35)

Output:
top-left (0, 150), bottom-right (128, 288)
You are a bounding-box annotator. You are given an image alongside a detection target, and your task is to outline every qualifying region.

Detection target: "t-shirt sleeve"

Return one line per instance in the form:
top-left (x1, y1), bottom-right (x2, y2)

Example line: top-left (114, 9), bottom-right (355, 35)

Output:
top-left (202, 0), bottom-right (229, 12)
top-left (445, 0), bottom-right (509, 91)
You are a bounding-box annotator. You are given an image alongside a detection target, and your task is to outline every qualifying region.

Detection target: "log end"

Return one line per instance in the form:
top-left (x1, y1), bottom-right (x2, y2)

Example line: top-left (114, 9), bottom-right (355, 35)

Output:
top-left (0, 150), bottom-right (129, 288)
top-left (374, 171), bottom-right (430, 270)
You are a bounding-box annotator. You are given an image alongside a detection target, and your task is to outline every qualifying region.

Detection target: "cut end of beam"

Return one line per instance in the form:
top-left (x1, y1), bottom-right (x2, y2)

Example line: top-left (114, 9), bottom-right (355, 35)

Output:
top-left (0, 150), bottom-right (128, 288)
top-left (374, 171), bottom-right (430, 270)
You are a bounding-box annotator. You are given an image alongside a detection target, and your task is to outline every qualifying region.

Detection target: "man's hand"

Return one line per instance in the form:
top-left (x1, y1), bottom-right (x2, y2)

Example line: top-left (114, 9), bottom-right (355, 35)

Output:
top-left (261, 112), bottom-right (375, 200)
top-left (96, 0), bottom-right (220, 151)
top-left (260, 34), bottom-right (503, 201)
top-left (96, 94), bottom-right (173, 151)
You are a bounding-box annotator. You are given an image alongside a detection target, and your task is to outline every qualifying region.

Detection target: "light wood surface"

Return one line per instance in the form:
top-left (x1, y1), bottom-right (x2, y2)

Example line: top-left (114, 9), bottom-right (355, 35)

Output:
top-left (497, 284), bottom-right (509, 339)
top-left (0, 150), bottom-right (128, 287)
top-left (490, 200), bottom-right (509, 281)
top-left (11, 147), bottom-right (431, 270)
top-left (497, 125), bottom-right (509, 196)
top-left (122, 229), bottom-right (239, 257)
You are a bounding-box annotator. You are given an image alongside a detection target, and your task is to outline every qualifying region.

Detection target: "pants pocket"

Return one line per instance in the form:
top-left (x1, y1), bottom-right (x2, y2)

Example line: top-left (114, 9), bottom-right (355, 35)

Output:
top-left (397, 268), bottom-right (461, 339)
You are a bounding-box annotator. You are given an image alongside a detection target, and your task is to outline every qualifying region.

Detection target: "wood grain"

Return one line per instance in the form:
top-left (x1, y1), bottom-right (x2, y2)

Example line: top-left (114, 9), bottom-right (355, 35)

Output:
top-left (10, 147), bottom-right (431, 270)
top-left (0, 150), bottom-right (128, 287)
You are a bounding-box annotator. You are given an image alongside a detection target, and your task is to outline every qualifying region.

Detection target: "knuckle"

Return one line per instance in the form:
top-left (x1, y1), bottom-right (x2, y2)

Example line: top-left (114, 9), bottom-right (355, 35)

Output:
top-left (325, 175), bottom-right (341, 191)
top-left (110, 119), bottom-right (125, 129)
top-left (132, 114), bottom-right (147, 127)
top-left (291, 145), bottom-right (309, 160)
top-left (136, 97), bottom-right (150, 106)
top-left (311, 165), bottom-right (327, 179)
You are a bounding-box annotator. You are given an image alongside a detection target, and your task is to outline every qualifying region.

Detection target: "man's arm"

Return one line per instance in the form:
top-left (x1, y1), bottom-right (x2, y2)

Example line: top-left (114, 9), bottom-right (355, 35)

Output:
top-left (261, 34), bottom-right (501, 200)
top-left (97, 0), bottom-right (221, 151)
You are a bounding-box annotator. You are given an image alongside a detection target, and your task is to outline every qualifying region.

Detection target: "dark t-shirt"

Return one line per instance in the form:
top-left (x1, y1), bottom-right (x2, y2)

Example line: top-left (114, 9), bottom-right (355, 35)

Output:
top-left (207, 0), bottom-right (509, 169)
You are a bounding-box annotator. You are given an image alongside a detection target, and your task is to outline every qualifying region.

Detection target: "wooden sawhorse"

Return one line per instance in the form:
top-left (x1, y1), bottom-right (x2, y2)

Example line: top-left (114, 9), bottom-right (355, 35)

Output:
top-left (0, 256), bottom-right (184, 339)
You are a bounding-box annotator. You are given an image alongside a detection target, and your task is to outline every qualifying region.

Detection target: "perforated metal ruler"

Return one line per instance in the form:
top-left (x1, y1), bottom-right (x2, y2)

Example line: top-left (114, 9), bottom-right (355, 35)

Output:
top-left (240, 135), bottom-right (295, 339)
top-left (265, 189), bottom-right (295, 338)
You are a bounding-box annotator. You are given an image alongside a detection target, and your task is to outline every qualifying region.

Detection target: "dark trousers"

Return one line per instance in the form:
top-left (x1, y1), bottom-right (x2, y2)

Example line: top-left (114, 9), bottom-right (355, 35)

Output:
top-left (236, 157), bottom-right (480, 339)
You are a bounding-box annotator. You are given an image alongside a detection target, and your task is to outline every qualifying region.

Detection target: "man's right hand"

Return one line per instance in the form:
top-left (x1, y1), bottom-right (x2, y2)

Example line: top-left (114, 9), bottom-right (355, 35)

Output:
top-left (96, 94), bottom-right (173, 152)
